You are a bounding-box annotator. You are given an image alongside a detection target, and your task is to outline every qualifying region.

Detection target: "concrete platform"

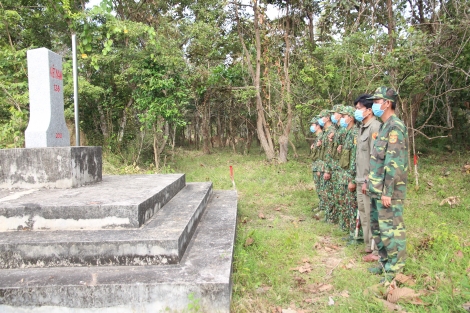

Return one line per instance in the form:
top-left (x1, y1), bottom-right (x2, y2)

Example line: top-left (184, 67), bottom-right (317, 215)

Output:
top-left (0, 147), bottom-right (102, 189)
top-left (0, 190), bottom-right (238, 313)
top-left (0, 182), bottom-right (212, 269)
top-left (0, 174), bottom-right (185, 231)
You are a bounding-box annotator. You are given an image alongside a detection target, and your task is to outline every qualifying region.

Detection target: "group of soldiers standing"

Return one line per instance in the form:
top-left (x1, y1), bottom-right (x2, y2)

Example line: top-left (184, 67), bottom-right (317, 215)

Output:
top-left (310, 86), bottom-right (409, 281)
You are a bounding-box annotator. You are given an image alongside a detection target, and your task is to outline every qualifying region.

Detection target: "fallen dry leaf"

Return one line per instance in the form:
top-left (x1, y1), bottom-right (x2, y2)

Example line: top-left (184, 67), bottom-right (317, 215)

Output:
top-left (377, 299), bottom-right (403, 312)
top-left (462, 302), bottom-right (470, 312)
top-left (274, 207), bottom-right (281, 211)
top-left (340, 290), bottom-right (350, 298)
top-left (313, 242), bottom-right (322, 249)
top-left (258, 212), bottom-right (266, 219)
top-left (455, 250), bottom-right (464, 258)
top-left (319, 284), bottom-right (334, 292)
top-left (394, 273), bottom-right (416, 286)
top-left (387, 281), bottom-right (422, 304)
top-left (282, 308), bottom-right (297, 313)
top-left (427, 181), bottom-right (434, 187)
top-left (244, 237), bottom-right (254, 247)
top-left (302, 258), bottom-right (309, 263)
top-left (439, 196), bottom-right (460, 207)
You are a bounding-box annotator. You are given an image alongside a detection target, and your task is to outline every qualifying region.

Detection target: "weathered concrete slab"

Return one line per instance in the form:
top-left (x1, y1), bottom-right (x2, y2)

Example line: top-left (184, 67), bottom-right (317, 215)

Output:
top-left (0, 190), bottom-right (238, 313)
top-left (0, 174), bottom-right (185, 231)
top-left (0, 147), bottom-right (102, 189)
top-left (0, 182), bottom-right (212, 268)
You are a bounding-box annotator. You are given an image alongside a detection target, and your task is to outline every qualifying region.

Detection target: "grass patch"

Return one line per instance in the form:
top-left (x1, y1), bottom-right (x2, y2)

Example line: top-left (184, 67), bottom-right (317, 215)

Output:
top-left (106, 143), bottom-right (470, 312)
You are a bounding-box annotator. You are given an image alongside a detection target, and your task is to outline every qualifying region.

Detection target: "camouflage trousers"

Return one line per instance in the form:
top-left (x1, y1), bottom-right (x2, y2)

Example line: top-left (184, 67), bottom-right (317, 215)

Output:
top-left (323, 172), bottom-right (341, 224)
top-left (339, 185), bottom-right (358, 233)
top-left (313, 172), bottom-right (324, 210)
top-left (370, 198), bottom-right (406, 273)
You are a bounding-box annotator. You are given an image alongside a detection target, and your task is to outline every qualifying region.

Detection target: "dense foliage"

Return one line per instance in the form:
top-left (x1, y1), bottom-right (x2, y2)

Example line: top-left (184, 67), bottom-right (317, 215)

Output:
top-left (1, 0), bottom-right (469, 165)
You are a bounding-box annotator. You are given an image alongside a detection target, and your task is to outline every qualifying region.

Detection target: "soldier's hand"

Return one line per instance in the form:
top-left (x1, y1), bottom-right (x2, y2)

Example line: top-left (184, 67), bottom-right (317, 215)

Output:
top-left (361, 182), bottom-right (367, 195)
top-left (348, 182), bottom-right (356, 192)
top-left (381, 195), bottom-right (392, 208)
top-left (337, 145), bottom-right (342, 153)
top-left (328, 133), bottom-right (334, 141)
top-left (317, 172), bottom-right (321, 176)
top-left (311, 143), bottom-right (314, 149)
top-left (317, 140), bottom-right (322, 146)
top-left (324, 173), bottom-right (331, 180)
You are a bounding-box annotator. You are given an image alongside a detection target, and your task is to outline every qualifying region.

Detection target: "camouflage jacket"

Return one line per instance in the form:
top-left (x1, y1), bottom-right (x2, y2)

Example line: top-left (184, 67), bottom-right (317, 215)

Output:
top-left (311, 131), bottom-right (325, 172)
top-left (342, 125), bottom-right (359, 184)
top-left (321, 124), bottom-right (336, 173)
top-left (368, 115), bottom-right (409, 199)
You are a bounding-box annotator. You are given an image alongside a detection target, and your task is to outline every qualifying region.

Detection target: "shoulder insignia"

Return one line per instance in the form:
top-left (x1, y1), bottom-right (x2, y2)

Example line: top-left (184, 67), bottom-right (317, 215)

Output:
top-left (372, 132), bottom-right (378, 140)
top-left (389, 130), bottom-right (398, 144)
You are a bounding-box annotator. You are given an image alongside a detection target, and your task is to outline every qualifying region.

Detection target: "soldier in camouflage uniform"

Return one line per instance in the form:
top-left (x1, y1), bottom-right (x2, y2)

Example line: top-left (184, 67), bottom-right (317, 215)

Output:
top-left (310, 117), bottom-right (324, 212)
top-left (337, 106), bottom-right (359, 234)
top-left (317, 109), bottom-right (335, 220)
top-left (367, 87), bottom-right (409, 278)
top-left (326, 104), bottom-right (346, 224)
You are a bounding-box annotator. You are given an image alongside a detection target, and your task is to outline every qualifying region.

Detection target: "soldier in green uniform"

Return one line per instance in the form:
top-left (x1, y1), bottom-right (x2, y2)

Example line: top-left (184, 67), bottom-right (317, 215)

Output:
top-left (317, 109), bottom-right (336, 221)
top-left (354, 94), bottom-right (382, 260)
top-left (310, 117), bottom-right (324, 212)
top-left (367, 87), bottom-right (409, 279)
top-left (330, 104), bottom-right (348, 225)
top-left (337, 106), bottom-right (359, 235)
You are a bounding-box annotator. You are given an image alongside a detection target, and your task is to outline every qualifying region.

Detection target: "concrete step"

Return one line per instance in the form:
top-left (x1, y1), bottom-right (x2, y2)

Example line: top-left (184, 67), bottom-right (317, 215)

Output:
top-left (0, 174), bottom-right (185, 231)
top-left (0, 190), bottom-right (237, 313)
top-left (0, 182), bottom-right (212, 269)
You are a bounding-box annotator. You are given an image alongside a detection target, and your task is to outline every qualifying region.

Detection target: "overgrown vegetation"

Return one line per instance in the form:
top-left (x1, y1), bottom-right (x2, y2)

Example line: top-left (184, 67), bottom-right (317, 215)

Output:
top-left (1, 0), bottom-right (470, 163)
top-left (152, 143), bottom-right (470, 312)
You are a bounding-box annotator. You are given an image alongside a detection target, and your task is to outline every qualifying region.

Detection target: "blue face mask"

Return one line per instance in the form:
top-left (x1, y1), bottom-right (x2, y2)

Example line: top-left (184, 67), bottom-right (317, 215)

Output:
top-left (340, 117), bottom-right (348, 128)
top-left (310, 125), bottom-right (316, 133)
top-left (331, 114), bottom-right (338, 124)
top-left (372, 103), bottom-right (385, 117)
top-left (318, 118), bottom-right (325, 127)
top-left (354, 109), bottom-right (365, 122)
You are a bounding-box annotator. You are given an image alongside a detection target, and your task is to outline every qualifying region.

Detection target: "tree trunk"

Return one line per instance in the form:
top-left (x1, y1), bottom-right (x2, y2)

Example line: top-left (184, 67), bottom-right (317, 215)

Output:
top-left (152, 123), bottom-right (160, 171)
top-left (278, 4), bottom-right (293, 163)
top-left (201, 91), bottom-right (211, 154)
top-left (235, 1), bottom-right (275, 160)
top-left (97, 103), bottom-right (109, 141)
top-left (118, 97), bottom-right (134, 143)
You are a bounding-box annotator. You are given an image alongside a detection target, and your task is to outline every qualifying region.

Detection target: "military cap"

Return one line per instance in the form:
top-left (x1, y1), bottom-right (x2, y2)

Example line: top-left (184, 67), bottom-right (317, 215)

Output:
top-left (328, 104), bottom-right (344, 113)
top-left (367, 86), bottom-right (398, 102)
top-left (318, 109), bottom-right (330, 118)
top-left (340, 106), bottom-right (355, 117)
top-left (309, 117), bottom-right (318, 124)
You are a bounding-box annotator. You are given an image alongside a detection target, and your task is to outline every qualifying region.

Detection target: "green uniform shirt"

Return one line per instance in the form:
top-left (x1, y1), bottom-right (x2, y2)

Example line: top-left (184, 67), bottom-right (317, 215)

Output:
top-left (311, 131), bottom-right (324, 172)
top-left (321, 124), bottom-right (336, 173)
top-left (355, 117), bottom-right (382, 184)
top-left (341, 125), bottom-right (359, 184)
top-left (368, 115), bottom-right (409, 199)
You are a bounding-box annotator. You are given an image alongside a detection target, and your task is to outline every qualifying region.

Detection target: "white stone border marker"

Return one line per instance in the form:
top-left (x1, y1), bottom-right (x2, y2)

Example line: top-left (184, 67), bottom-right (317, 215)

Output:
top-left (25, 47), bottom-right (70, 147)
